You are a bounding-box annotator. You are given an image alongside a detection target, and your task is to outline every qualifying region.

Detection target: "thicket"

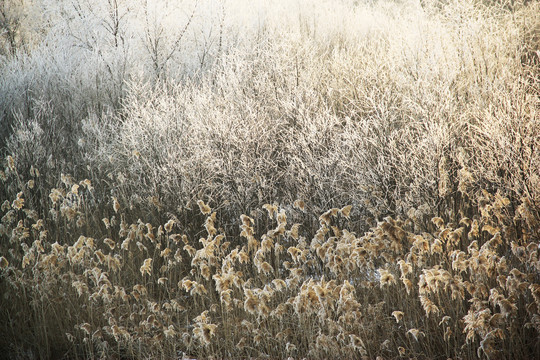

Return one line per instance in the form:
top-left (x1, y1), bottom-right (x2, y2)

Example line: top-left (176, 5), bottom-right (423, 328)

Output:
top-left (1, 0), bottom-right (539, 359)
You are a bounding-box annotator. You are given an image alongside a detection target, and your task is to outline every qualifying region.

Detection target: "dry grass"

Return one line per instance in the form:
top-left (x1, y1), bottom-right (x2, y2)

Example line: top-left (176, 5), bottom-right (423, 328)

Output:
top-left (1, 160), bottom-right (539, 359)
top-left (1, 0), bottom-right (539, 359)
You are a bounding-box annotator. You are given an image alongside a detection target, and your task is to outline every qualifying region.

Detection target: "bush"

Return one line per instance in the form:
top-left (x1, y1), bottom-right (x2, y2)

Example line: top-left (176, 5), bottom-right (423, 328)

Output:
top-left (1, 0), bottom-right (539, 359)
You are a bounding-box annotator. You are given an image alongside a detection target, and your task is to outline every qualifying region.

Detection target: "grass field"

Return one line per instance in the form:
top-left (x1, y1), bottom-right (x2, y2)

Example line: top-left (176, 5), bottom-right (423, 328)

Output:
top-left (1, 0), bottom-right (539, 358)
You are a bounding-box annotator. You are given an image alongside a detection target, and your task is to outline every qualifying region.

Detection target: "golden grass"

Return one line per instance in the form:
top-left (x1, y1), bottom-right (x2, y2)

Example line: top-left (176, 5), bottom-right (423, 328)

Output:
top-left (0, 155), bottom-right (539, 358)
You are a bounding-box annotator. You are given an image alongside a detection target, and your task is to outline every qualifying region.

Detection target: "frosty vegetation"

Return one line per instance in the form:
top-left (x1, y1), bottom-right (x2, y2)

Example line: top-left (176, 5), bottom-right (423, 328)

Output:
top-left (0, 0), bottom-right (539, 359)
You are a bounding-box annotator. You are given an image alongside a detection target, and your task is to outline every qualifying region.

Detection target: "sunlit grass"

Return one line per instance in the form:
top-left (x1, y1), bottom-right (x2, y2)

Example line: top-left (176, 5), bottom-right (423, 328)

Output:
top-left (1, 0), bottom-right (539, 359)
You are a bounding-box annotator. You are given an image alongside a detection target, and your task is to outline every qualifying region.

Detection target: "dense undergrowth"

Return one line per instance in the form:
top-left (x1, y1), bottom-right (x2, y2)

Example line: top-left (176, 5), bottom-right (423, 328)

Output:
top-left (1, 0), bottom-right (539, 359)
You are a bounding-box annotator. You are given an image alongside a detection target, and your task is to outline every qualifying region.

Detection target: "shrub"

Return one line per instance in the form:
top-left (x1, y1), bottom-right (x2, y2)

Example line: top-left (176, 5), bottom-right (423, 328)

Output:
top-left (1, 0), bottom-right (539, 359)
